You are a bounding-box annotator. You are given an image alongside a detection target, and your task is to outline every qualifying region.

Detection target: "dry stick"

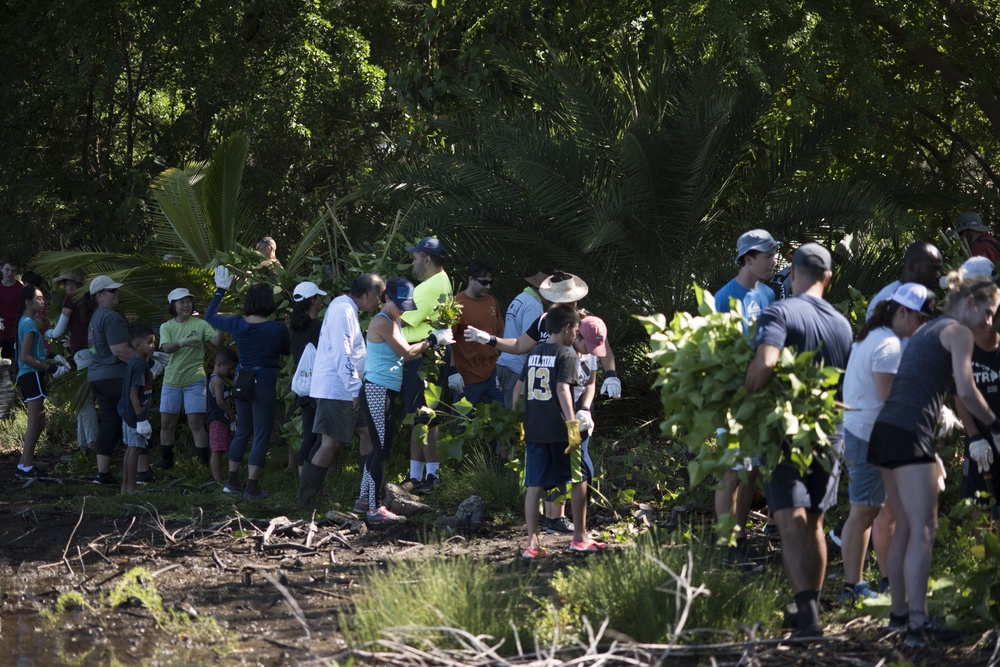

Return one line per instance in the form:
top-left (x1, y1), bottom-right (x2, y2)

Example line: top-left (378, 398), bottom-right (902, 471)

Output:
top-left (76, 546), bottom-right (86, 575)
top-left (211, 548), bottom-right (236, 572)
top-left (150, 563), bottom-right (182, 578)
top-left (109, 516), bottom-right (137, 554)
top-left (295, 584), bottom-right (351, 601)
top-left (305, 512), bottom-right (317, 549)
top-left (60, 497), bottom-right (88, 574)
top-left (259, 571), bottom-right (310, 638)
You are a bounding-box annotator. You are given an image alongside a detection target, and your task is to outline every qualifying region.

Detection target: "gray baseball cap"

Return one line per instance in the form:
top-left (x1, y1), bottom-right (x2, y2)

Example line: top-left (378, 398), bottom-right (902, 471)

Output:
top-left (735, 229), bottom-right (781, 263)
top-left (792, 243), bottom-right (832, 271)
top-left (953, 211), bottom-right (990, 235)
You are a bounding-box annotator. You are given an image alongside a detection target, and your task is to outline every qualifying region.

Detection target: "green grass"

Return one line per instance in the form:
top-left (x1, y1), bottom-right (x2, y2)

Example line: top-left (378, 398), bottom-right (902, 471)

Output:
top-left (344, 554), bottom-right (537, 652)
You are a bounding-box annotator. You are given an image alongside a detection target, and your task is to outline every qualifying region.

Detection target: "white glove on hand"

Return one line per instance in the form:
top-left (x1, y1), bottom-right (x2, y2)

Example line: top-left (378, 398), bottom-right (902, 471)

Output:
top-left (576, 409), bottom-right (595, 433)
top-left (600, 376), bottom-right (622, 398)
top-left (448, 372), bottom-right (465, 394)
top-left (136, 420), bottom-right (153, 438)
top-left (936, 404), bottom-right (963, 439)
top-left (52, 364), bottom-right (70, 379)
top-left (430, 328), bottom-right (454, 347)
top-left (969, 437), bottom-right (994, 472)
top-left (463, 326), bottom-right (491, 345)
top-left (151, 358), bottom-right (166, 379)
top-left (182, 331), bottom-right (201, 347)
top-left (214, 265), bottom-right (234, 290)
top-left (44, 329), bottom-right (56, 340)
top-left (935, 454), bottom-right (947, 492)
top-left (53, 354), bottom-right (70, 369)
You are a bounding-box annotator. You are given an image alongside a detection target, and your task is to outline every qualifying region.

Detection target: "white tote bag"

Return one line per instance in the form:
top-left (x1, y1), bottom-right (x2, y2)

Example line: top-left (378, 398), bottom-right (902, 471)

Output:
top-left (291, 343), bottom-right (316, 397)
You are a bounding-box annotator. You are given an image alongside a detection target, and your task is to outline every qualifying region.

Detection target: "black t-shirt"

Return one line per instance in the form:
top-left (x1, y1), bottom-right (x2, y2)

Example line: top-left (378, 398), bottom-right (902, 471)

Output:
top-left (755, 294), bottom-right (852, 369)
top-left (118, 356), bottom-right (153, 427)
top-left (970, 341), bottom-right (1000, 444)
top-left (521, 342), bottom-right (578, 442)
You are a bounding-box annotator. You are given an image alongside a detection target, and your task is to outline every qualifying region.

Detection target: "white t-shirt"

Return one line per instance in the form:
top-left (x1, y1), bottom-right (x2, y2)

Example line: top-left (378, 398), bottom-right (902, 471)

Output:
top-left (842, 326), bottom-right (903, 440)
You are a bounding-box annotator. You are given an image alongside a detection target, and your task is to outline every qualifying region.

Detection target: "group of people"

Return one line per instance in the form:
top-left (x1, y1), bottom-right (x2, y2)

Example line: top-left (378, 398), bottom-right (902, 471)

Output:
top-left (716, 213), bottom-right (1000, 648)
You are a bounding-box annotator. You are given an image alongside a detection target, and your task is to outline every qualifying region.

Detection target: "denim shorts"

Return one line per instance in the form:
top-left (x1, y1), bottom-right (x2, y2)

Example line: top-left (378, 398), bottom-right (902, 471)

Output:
top-left (844, 429), bottom-right (885, 507)
top-left (122, 422), bottom-right (150, 449)
top-left (160, 379), bottom-right (207, 414)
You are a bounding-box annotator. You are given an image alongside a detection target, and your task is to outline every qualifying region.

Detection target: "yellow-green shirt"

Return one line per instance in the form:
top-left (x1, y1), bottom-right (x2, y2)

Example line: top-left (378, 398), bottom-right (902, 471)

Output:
top-left (401, 270), bottom-right (453, 342)
top-left (160, 317), bottom-right (218, 387)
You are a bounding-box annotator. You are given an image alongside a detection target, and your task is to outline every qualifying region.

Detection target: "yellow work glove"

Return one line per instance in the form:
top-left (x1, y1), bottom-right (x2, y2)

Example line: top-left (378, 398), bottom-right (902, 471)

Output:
top-left (565, 420), bottom-right (582, 454)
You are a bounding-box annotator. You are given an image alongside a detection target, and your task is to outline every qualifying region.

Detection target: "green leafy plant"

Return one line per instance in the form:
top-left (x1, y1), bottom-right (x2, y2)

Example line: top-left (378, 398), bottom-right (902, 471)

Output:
top-left (638, 284), bottom-right (842, 490)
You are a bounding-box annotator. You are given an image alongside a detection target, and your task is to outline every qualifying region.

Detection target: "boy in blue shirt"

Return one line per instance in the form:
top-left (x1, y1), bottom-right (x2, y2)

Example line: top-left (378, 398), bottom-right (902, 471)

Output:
top-left (118, 325), bottom-right (155, 494)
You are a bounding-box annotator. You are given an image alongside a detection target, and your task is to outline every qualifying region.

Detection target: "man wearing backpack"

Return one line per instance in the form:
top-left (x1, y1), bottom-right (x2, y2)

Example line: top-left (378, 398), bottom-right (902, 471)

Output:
top-left (952, 212), bottom-right (1000, 266)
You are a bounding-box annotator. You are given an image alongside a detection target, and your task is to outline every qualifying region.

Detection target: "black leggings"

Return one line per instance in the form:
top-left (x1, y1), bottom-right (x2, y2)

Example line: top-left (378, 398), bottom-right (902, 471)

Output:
top-left (296, 398), bottom-right (319, 465)
top-left (359, 381), bottom-right (397, 509)
top-left (90, 377), bottom-right (124, 458)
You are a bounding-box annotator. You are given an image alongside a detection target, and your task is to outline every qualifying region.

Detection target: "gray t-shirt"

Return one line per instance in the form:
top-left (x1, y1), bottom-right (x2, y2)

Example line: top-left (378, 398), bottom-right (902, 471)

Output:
top-left (87, 307), bottom-right (130, 381)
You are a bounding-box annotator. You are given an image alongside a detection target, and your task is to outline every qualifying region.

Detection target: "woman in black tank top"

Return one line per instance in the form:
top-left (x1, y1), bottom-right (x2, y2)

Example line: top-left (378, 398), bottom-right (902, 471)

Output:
top-left (871, 274), bottom-right (1000, 645)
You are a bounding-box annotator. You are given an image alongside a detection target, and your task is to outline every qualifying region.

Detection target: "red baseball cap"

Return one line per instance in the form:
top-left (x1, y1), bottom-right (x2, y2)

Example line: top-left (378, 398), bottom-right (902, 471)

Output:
top-left (579, 316), bottom-right (608, 357)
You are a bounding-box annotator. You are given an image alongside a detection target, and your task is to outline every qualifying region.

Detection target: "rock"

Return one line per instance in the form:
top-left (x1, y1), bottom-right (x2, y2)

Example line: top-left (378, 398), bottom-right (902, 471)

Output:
top-left (433, 495), bottom-right (485, 529)
top-left (385, 483), bottom-right (431, 517)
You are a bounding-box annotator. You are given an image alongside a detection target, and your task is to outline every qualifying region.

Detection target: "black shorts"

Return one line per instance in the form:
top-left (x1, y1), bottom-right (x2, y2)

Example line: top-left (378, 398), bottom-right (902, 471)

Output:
top-left (17, 372), bottom-right (47, 402)
top-left (764, 432), bottom-right (842, 515)
top-left (868, 421), bottom-right (935, 468)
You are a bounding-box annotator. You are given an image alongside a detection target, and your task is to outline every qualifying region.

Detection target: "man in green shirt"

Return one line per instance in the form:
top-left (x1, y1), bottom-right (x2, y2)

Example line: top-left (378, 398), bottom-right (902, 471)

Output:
top-left (400, 236), bottom-right (453, 493)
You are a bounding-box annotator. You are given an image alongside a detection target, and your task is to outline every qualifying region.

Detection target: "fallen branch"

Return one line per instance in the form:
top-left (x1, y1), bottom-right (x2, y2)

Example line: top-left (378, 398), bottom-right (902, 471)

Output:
top-left (60, 497), bottom-right (87, 574)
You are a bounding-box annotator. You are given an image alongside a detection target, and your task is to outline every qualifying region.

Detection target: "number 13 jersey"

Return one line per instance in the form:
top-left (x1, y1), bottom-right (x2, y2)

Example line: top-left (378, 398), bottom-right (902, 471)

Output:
top-left (521, 342), bottom-right (579, 442)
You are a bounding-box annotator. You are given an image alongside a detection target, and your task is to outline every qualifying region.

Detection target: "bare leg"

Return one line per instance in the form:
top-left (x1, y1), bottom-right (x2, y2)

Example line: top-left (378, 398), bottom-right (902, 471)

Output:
top-left (872, 500), bottom-right (895, 578)
top-left (311, 434), bottom-right (343, 469)
top-left (881, 468), bottom-right (910, 617)
top-left (892, 463), bottom-right (939, 626)
top-left (122, 447), bottom-right (139, 494)
top-left (842, 504), bottom-right (881, 584)
top-left (20, 399), bottom-right (45, 468)
top-left (773, 507), bottom-right (827, 592)
top-left (160, 412), bottom-right (180, 449)
top-left (210, 451), bottom-right (223, 482)
top-left (525, 486), bottom-right (544, 550)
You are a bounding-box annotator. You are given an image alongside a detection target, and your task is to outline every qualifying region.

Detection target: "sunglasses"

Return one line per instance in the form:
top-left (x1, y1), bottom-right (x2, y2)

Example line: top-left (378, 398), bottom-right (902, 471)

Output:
top-left (475, 278), bottom-right (493, 286)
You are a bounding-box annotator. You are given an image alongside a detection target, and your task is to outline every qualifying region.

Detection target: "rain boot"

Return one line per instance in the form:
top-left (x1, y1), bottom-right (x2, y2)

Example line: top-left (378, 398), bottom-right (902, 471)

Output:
top-left (297, 461), bottom-right (329, 509)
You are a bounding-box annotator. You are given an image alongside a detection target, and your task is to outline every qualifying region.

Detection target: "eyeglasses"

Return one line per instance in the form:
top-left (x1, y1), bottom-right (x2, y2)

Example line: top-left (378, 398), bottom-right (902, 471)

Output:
top-left (475, 278), bottom-right (493, 286)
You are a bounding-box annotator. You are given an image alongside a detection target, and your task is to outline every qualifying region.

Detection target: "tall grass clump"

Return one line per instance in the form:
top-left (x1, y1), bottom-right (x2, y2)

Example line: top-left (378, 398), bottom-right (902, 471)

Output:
top-left (449, 445), bottom-right (522, 514)
top-left (550, 532), bottom-right (785, 643)
top-left (344, 556), bottom-right (536, 652)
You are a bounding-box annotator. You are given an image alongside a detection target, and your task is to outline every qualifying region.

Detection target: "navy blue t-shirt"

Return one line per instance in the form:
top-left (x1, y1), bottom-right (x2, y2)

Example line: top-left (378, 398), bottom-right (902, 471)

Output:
top-left (118, 356), bottom-right (153, 427)
top-left (755, 294), bottom-right (852, 370)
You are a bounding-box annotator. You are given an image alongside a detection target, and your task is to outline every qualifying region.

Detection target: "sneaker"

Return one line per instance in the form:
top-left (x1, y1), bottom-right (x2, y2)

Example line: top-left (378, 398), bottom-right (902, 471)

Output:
top-left (886, 612), bottom-right (908, 634)
top-left (544, 516), bottom-right (575, 534)
top-left (400, 477), bottom-right (424, 492)
top-left (243, 487), bottom-right (271, 499)
top-left (522, 546), bottom-right (549, 559)
top-left (791, 622), bottom-right (824, 639)
top-left (136, 470), bottom-right (156, 485)
top-left (222, 482), bottom-right (244, 494)
top-left (569, 539), bottom-right (607, 552)
top-left (353, 498), bottom-right (370, 514)
top-left (366, 506), bottom-right (406, 524)
top-left (840, 581), bottom-right (880, 604)
top-left (904, 618), bottom-right (963, 648)
top-left (417, 474), bottom-right (440, 494)
top-left (92, 472), bottom-right (116, 486)
top-left (16, 466), bottom-right (43, 479)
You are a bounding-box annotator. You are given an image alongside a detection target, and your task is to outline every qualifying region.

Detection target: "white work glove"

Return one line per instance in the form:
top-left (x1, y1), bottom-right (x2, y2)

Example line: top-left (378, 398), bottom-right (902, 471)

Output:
top-left (429, 328), bottom-right (454, 347)
top-left (936, 404), bottom-right (963, 439)
top-left (576, 408), bottom-right (595, 433)
top-left (463, 326), bottom-right (491, 345)
top-left (600, 374), bottom-right (622, 398)
top-left (214, 265), bottom-right (234, 290)
top-left (448, 372), bottom-right (465, 393)
top-left (53, 354), bottom-right (71, 370)
top-left (44, 329), bottom-right (56, 340)
top-left (934, 454), bottom-right (947, 492)
top-left (229, 420), bottom-right (237, 432)
top-left (52, 364), bottom-right (71, 379)
top-left (150, 354), bottom-right (167, 379)
top-left (136, 420), bottom-right (153, 438)
top-left (969, 437), bottom-right (994, 472)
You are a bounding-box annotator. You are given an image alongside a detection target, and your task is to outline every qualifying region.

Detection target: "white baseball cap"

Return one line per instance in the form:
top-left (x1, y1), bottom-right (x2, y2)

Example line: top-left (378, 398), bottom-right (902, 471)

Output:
top-left (293, 281), bottom-right (327, 302)
top-left (890, 282), bottom-right (936, 316)
top-left (167, 288), bottom-right (193, 303)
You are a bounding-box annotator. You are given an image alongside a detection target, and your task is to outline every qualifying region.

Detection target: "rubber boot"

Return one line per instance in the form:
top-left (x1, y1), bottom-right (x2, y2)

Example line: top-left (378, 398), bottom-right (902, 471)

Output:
top-left (297, 461), bottom-right (329, 509)
top-left (195, 446), bottom-right (210, 466)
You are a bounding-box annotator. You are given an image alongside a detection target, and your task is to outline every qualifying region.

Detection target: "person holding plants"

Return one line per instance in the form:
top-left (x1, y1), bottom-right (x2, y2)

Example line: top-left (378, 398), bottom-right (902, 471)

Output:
top-left (15, 284), bottom-right (70, 477)
top-left (869, 271), bottom-right (1000, 647)
top-left (743, 243), bottom-right (852, 639)
top-left (158, 288), bottom-right (222, 470)
top-left (46, 270), bottom-right (98, 456)
top-left (205, 266), bottom-right (290, 499)
top-left (839, 283), bottom-right (935, 605)
top-left (360, 277), bottom-right (453, 523)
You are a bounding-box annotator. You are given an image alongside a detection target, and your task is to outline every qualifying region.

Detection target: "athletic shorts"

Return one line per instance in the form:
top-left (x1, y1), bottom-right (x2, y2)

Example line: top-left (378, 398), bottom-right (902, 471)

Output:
top-left (122, 422), bottom-right (150, 449)
top-left (17, 372), bottom-right (47, 402)
top-left (160, 380), bottom-right (207, 415)
top-left (313, 398), bottom-right (366, 443)
top-left (844, 429), bottom-right (885, 507)
top-left (867, 421), bottom-right (935, 468)
top-left (524, 442), bottom-right (572, 488)
top-left (209, 420), bottom-right (231, 453)
top-left (764, 431), bottom-right (842, 515)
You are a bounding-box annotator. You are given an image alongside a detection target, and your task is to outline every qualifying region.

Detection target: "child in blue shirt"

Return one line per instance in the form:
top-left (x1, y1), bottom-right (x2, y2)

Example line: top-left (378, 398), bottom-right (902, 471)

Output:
top-left (118, 325), bottom-right (155, 494)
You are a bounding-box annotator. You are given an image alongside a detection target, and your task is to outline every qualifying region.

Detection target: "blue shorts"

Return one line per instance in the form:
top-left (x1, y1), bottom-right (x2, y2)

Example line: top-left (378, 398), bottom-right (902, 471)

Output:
top-left (844, 429), bottom-right (885, 507)
top-left (159, 380), bottom-right (207, 415)
top-left (524, 442), bottom-right (572, 488)
top-left (122, 422), bottom-right (150, 449)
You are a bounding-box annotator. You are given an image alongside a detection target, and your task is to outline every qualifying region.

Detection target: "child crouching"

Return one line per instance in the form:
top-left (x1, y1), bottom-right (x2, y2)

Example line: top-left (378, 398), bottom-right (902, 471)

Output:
top-left (119, 325), bottom-right (156, 494)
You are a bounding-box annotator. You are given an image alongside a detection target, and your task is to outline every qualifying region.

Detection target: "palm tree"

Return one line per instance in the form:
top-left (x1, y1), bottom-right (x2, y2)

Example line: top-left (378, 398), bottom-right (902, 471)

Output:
top-left (356, 35), bottom-right (905, 343)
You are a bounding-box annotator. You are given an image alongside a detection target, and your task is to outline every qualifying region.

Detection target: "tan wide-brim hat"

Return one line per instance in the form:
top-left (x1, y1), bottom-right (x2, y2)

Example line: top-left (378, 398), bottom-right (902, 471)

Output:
top-left (55, 269), bottom-right (84, 284)
top-left (539, 273), bottom-right (589, 303)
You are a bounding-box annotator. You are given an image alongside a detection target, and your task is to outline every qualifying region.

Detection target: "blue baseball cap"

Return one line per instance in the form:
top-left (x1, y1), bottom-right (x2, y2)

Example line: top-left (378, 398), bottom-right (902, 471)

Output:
top-left (385, 277), bottom-right (417, 311)
top-left (405, 236), bottom-right (444, 257)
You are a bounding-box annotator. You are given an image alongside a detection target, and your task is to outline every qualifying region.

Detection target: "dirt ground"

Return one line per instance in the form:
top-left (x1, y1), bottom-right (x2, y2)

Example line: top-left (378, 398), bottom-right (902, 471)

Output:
top-left (0, 469), bottom-right (996, 666)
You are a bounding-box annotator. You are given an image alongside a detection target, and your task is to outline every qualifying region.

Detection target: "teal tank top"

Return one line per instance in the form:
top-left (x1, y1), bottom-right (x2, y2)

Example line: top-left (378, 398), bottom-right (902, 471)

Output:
top-left (364, 312), bottom-right (405, 391)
